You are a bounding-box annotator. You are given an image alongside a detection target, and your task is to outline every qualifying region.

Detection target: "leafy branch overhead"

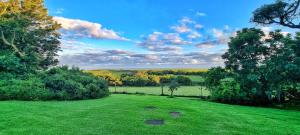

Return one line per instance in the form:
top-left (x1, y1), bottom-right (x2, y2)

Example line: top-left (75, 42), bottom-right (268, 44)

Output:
top-left (252, 0), bottom-right (300, 28)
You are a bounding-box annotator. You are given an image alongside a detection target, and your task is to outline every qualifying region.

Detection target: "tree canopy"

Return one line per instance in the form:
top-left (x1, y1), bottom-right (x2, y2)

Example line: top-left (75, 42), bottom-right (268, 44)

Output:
top-left (252, 0), bottom-right (300, 29)
top-left (0, 0), bottom-right (61, 72)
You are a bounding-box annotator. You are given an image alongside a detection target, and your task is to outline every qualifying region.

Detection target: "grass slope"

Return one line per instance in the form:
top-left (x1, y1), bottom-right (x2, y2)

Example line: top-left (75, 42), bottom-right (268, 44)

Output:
top-left (0, 95), bottom-right (299, 135)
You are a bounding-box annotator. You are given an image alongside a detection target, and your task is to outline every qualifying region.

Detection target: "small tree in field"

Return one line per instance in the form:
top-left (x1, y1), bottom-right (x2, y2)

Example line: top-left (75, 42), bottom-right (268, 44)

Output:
top-left (168, 80), bottom-right (180, 98)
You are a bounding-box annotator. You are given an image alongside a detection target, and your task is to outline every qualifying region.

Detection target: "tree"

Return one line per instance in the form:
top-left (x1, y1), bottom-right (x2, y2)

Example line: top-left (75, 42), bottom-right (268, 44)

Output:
top-left (222, 28), bottom-right (270, 105)
top-left (0, 0), bottom-right (61, 71)
top-left (159, 79), bottom-right (166, 96)
top-left (205, 67), bottom-right (228, 88)
top-left (263, 31), bottom-right (300, 103)
top-left (168, 79), bottom-right (180, 98)
top-left (252, 0), bottom-right (300, 29)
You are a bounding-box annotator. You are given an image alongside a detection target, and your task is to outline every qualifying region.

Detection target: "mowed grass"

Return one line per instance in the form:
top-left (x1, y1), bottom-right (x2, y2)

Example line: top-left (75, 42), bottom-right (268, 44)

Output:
top-left (110, 86), bottom-right (210, 96)
top-left (185, 75), bottom-right (205, 83)
top-left (0, 94), bottom-right (299, 135)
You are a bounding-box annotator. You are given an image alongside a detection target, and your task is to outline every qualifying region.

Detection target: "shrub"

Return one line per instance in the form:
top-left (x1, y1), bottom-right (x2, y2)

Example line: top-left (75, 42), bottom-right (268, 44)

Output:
top-left (0, 51), bottom-right (27, 74)
top-left (0, 77), bottom-right (51, 101)
top-left (176, 76), bottom-right (192, 85)
top-left (211, 78), bottom-right (246, 104)
top-left (42, 66), bottom-right (109, 100)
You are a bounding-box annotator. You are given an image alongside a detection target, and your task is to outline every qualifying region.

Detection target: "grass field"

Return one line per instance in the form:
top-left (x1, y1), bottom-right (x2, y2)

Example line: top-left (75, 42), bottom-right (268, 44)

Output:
top-left (110, 86), bottom-right (210, 96)
top-left (184, 75), bottom-right (205, 83)
top-left (0, 94), bottom-right (299, 135)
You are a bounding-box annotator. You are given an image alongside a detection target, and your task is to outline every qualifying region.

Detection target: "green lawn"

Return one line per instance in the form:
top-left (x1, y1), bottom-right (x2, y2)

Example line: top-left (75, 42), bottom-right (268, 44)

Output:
top-left (185, 75), bottom-right (205, 83)
top-left (110, 86), bottom-right (210, 96)
top-left (0, 94), bottom-right (299, 135)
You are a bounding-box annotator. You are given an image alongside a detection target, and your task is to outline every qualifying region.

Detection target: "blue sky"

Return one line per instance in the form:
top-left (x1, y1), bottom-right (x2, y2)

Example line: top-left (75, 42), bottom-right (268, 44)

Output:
top-left (45, 0), bottom-right (286, 69)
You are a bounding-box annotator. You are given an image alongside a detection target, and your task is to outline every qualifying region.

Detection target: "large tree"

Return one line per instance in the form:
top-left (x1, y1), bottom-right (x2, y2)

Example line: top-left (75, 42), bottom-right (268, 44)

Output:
top-left (0, 0), bottom-right (61, 72)
top-left (222, 28), bottom-right (270, 105)
top-left (264, 31), bottom-right (300, 102)
top-left (252, 0), bottom-right (300, 29)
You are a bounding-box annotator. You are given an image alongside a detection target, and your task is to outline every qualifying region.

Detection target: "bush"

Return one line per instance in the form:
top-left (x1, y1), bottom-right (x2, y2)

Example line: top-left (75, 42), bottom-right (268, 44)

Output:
top-left (176, 76), bottom-right (192, 85)
top-left (42, 66), bottom-right (109, 100)
top-left (211, 78), bottom-right (246, 104)
top-left (0, 51), bottom-right (27, 74)
top-left (0, 77), bottom-right (51, 101)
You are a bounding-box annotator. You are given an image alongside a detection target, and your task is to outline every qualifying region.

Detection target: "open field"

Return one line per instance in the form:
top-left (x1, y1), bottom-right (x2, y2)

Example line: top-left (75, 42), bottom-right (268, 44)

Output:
top-left (182, 75), bottom-right (205, 83)
top-left (0, 94), bottom-right (299, 135)
top-left (109, 86), bottom-right (210, 96)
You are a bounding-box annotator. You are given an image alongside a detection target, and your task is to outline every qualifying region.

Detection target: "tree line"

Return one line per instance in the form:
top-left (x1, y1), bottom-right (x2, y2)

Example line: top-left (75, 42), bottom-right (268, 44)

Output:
top-left (89, 70), bottom-right (195, 87)
top-left (205, 0), bottom-right (300, 105)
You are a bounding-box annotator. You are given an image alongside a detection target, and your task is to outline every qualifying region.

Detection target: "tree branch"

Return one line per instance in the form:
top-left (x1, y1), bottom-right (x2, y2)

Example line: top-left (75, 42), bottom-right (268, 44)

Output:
top-left (1, 31), bottom-right (25, 57)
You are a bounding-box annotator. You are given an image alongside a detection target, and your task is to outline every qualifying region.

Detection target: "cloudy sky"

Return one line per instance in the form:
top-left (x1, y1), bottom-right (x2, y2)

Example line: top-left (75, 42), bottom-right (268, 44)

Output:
top-left (45, 0), bottom-right (287, 69)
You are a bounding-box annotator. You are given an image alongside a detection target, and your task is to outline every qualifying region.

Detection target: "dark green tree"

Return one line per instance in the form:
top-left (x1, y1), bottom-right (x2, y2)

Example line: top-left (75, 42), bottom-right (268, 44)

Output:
top-left (205, 67), bottom-right (228, 89)
top-left (252, 0), bottom-right (300, 29)
top-left (264, 31), bottom-right (300, 102)
top-left (222, 28), bottom-right (270, 105)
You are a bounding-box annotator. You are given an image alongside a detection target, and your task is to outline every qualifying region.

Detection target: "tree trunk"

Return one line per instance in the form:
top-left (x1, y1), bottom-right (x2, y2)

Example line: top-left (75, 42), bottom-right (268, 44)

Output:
top-left (200, 87), bottom-right (203, 97)
top-left (161, 85), bottom-right (164, 96)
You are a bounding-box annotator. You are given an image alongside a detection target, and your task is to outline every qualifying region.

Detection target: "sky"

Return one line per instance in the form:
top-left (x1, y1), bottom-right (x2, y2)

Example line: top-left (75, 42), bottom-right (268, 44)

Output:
top-left (44, 0), bottom-right (286, 69)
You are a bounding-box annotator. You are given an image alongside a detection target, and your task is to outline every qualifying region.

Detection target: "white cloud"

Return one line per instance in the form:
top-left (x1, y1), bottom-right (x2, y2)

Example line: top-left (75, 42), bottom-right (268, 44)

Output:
top-left (54, 17), bottom-right (128, 41)
top-left (196, 43), bottom-right (215, 49)
top-left (171, 25), bottom-right (192, 33)
top-left (194, 24), bottom-right (204, 29)
top-left (59, 50), bottom-right (223, 69)
top-left (196, 12), bottom-right (206, 17)
top-left (163, 33), bottom-right (191, 45)
top-left (260, 27), bottom-right (290, 40)
top-left (147, 31), bottom-right (162, 41)
top-left (54, 8), bottom-right (64, 14)
top-left (212, 28), bottom-right (227, 44)
top-left (179, 17), bottom-right (195, 24)
top-left (212, 28), bottom-right (236, 44)
top-left (195, 26), bottom-right (236, 49)
top-left (138, 32), bottom-right (192, 53)
top-left (187, 31), bottom-right (202, 39)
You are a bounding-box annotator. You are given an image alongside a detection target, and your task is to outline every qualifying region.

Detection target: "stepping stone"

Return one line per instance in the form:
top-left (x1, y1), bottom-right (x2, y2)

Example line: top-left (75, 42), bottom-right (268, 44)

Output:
top-left (144, 106), bottom-right (157, 111)
top-left (145, 119), bottom-right (164, 125)
top-left (170, 111), bottom-right (181, 118)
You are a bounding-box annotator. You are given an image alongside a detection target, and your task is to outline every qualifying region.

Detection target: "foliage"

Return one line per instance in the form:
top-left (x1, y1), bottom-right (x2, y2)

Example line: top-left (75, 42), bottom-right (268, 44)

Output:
top-left (205, 67), bottom-right (228, 88)
top-left (0, 1), bottom-right (110, 101)
top-left (0, 0), bottom-right (61, 72)
top-left (216, 28), bottom-right (300, 105)
top-left (0, 76), bottom-right (51, 100)
top-left (252, 0), bottom-right (300, 29)
top-left (168, 79), bottom-right (180, 97)
top-left (211, 78), bottom-right (246, 104)
top-left (146, 69), bottom-right (207, 75)
top-left (89, 70), bottom-right (195, 87)
top-left (176, 76), bottom-right (192, 85)
top-left (42, 66), bottom-right (109, 100)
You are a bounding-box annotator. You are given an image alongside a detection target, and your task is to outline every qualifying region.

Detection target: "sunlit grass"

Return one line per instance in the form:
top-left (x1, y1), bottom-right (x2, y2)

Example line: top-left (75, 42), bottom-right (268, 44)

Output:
top-left (0, 94), bottom-right (299, 135)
